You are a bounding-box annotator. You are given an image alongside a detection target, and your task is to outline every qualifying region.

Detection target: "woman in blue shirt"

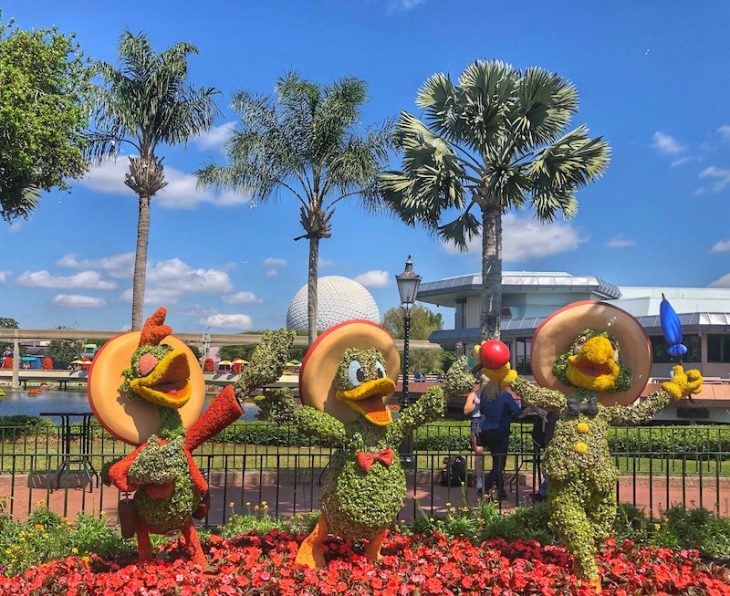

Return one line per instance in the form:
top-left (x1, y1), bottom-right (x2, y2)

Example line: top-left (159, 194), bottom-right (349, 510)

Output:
top-left (478, 380), bottom-right (521, 499)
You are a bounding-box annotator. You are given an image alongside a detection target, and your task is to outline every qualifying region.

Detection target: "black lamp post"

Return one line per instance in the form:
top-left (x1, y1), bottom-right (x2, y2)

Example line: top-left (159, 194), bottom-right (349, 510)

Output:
top-left (395, 255), bottom-right (421, 464)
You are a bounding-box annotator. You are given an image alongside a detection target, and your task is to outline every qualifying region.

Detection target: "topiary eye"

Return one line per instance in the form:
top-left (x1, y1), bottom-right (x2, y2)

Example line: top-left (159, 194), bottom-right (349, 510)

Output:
top-left (573, 336), bottom-right (588, 354)
top-left (138, 354), bottom-right (159, 376)
top-left (347, 360), bottom-right (365, 386)
top-left (375, 361), bottom-right (386, 379)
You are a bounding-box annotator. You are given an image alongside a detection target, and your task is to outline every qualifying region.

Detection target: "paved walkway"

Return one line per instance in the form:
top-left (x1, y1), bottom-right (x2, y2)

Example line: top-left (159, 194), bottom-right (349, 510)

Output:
top-left (1, 470), bottom-right (726, 525)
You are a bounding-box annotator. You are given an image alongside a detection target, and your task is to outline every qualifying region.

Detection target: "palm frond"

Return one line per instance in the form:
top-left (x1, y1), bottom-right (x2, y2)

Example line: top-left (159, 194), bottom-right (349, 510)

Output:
top-left (438, 210), bottom-right (481, 251)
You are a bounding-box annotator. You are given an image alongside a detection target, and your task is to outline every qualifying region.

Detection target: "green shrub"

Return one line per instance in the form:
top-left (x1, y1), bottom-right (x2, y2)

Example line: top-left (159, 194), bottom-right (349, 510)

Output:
top-left (662, 506), bottom-right (730, 559)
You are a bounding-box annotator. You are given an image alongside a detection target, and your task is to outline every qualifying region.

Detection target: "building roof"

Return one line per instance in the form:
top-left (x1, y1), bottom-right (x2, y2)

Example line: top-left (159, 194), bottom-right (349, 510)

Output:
top-left (418, 271), bottom-right (620, 306)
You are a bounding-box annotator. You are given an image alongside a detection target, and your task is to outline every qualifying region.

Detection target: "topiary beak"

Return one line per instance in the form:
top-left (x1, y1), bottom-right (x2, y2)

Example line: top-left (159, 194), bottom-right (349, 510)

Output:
top-left (336, 377), bottom-right (395, 426)
top-left (129, 350), bottom-right (191, 408)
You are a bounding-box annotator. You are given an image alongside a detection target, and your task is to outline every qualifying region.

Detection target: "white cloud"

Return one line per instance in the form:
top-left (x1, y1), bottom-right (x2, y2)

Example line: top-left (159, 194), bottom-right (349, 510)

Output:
top-left (264, 269), bottom-right (279, 277)
top-left (119, 258), bottom-right (233, 305)
top-left (605, 234), bottom-right (636, 248)
top-left (264, 257), bottom-right (288, 267)
top-left (193, 121), bottom-right (236, 151)
top-left (717, 125), bottom-right (730, 142)
top-left (17, 270), bottom-right (116, 290)
top-left (57, 252), bottom-right (134, 279)
top-left (709, 273), bottom-right (730, 288)
top-left (0, 271), bottom-right (9, 283)
top-left (442, 213), bottom-right (586, 262)
top-left (200, 313), bottom-right (253, 330)
top-left (222, 291), bottom-right (262, 304)
top-left (711, 239), bottom-right (730, 253)
top-left (52, 294), bottom-right (107, 309)
top-left (388, 0), bottom-right (425, 11)
top-left (318, 258), bottom-right (337, 268)
top-left (79, 156), bottom-right (251, 209)
top-left (651, 131), bottom-right (685, 155)
top-left (670, 156), bottom-right (695, 167)
top-left (698, 166), bottom-right (730, 193)
top-left (9, 222), bottom-right (22, 233)
top-left (354, 270), bottom-right (391, 288)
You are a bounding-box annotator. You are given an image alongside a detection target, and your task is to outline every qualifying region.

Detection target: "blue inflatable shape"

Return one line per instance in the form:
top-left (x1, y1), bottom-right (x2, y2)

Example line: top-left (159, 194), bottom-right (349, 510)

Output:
top-left (660, 293), bottom-right (687, 357)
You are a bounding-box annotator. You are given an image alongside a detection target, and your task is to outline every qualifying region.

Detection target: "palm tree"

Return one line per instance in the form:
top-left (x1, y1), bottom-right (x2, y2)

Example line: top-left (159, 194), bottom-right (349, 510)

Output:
top-left (197, 73), bottom-right (391, 345)
top-left (85, 32), bottom-right (218, 329)
top-left (380, 60), bottom-right (610, 340)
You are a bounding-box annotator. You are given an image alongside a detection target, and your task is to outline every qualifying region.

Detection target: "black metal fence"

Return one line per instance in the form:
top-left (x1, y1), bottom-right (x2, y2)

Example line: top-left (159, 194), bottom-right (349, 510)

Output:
top-left (0, 422), bottom-right (728, 525)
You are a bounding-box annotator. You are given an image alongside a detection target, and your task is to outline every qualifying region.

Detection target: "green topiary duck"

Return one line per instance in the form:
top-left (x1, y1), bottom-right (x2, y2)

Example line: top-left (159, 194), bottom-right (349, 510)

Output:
top-left (292, 320), bottom-right (471, 569)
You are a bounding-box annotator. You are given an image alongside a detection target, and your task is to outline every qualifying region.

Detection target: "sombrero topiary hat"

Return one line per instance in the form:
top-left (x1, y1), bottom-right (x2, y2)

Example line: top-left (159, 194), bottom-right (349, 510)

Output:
top-left (530, 300), bottom-right (652, 406)
top-left (87, 309), bottom-right (205, 445)
top-left (299, 320), bottom-right (400, 424)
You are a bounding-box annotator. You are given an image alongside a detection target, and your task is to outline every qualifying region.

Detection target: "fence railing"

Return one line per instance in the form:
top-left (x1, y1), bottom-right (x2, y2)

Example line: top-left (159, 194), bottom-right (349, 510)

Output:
top-left (0, 422), bottom-right (728, 525)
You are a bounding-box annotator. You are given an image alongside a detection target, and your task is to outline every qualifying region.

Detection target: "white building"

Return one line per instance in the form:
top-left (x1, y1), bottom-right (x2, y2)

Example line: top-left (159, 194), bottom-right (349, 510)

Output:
top-left (417, 271), bottom-right (730, 423)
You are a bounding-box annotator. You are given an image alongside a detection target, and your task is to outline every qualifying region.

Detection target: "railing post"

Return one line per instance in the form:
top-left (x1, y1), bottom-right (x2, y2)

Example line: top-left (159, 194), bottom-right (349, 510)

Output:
top-left (11, 330), bottom-right (20, 389)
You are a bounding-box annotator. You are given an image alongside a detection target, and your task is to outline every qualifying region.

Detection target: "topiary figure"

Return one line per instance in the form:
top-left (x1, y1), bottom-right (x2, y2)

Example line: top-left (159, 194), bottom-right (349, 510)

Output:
top-left (292, 320), bottom-right (471, 569)
top-left (480, 301), bottom-right (703, 593)
top-left (90, 308), bottom-right (292, 565)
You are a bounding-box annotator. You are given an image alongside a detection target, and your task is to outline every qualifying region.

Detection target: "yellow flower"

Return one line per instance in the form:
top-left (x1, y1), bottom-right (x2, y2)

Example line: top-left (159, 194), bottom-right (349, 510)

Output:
top-left (574, 441), bottom-right (589, 454)
top-left (71, 547), bottom-right (79, 554)
top-left (80, 555), bottom-right (90, 564)
top-left (653, 523), bottom-right (661, 531)
top-left (34, 523), bottom-right (44, 531)
top-left (444, 502), bottom-right (452, 508)
top-left (245, 501), bottom-right (251, 507)
top-left (229, 501), bottom-right (235, 509)
top-left (576, 422), bottom-right (590, 433)
top-left (261, 500), bottom-right (268, 506)
top-left (36, 499), bottom-right (46, 507)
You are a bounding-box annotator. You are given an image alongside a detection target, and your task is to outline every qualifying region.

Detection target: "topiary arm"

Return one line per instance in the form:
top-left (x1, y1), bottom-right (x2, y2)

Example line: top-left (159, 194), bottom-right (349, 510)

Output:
top-left (386, 386), bottom-right (445, 446)
top-left (292, 406), bottom-right (347, 444)
top-left (604, 365), bottom-right (703, 426)
top-left (511, 375), bottom-right (568, 413)
top-left (234, 329), bottom-right (295, 400)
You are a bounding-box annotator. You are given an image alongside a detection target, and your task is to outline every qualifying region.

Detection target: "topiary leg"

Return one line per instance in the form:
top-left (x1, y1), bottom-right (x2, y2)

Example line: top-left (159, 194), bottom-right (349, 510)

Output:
top-left (295, 514), bottom-right (329, 569)
top-left (364, 529), bottom-right (388, 562)
top-left (136, 521), bottom-right (154, 562)
top-left (586, 485), bottom-right (616, 544)
top-left (548, 481), bottom-right (600, 582)
top-left (181, 519), bottom-right (208, 567)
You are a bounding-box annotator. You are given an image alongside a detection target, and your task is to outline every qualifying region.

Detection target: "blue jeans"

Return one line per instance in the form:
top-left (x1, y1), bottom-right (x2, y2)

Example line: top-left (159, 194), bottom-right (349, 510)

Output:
top-left (479, 429), bottom-right (510, 494)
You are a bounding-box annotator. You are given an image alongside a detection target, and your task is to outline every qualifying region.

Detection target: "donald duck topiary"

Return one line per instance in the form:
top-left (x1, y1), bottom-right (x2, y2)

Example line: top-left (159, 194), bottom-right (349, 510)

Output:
top-left (89, 307), bottom-right (292, 565)
top-left (479, 301), bottom-right (703, 592)
top-left (292, 320), bottom-right (471, 569)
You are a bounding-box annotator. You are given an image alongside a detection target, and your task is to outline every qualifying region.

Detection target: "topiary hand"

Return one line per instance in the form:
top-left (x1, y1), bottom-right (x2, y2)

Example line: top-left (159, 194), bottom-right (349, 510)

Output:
top-left (441, 356), bottom-right (476, 398)
top-left (662, 365), bottom-right (703, 399)
top-left (481, 363), bottom-right (518, 388)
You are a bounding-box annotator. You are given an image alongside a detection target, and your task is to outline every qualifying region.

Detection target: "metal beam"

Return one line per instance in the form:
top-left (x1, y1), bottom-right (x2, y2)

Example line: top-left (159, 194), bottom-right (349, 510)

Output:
top-left (0, 328), bottom-right (440, 350)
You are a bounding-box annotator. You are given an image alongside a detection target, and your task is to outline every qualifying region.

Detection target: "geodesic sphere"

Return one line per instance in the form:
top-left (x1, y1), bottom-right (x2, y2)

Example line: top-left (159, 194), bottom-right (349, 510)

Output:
top-left (286, 276), bottom-right (381, 331)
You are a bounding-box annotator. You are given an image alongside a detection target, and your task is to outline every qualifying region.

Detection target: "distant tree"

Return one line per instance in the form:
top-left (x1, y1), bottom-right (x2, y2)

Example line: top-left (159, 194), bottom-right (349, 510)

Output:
top-left (382, 304), bottom-right (443, 340)
top-left (219, 343), bottom-right (306, 362)
top-left (198, 72), bottom-right (392, 346)
top-left (46, 327), bottom-right (81, 368)
top-left (0, 18), bottom-right (90, 221)
top-left (186, 343), bottom-right (202, 361)
top-left (0, 317), bottom-right (19, 356)
top-left (86, 31), bottom-right (218, 330)
top-left (381, 60), bottom-right (610, 340)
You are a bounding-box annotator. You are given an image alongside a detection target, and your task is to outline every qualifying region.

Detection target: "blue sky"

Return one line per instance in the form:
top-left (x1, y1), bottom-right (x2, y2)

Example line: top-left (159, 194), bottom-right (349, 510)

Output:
top-left (2, 0), bottom-right (729, 333)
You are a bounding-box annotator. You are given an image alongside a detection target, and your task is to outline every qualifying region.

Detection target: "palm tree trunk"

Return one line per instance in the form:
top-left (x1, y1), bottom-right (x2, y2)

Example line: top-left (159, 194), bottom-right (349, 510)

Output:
top-left (131, 194), bottom-right (151, 330)
top-left (307, 235), bottom-right (319, 345)
top-left (480, 203), bottom-right (502, 340)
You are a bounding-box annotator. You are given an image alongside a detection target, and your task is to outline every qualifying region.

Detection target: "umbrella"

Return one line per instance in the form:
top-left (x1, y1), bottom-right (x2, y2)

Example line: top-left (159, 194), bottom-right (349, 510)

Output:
top-left (21, 356), bottom-right (37, 361)
top-left (231, 358), bottom-right (246, 364)
top-left (286, 360), bottom-right (300, 366)
top-left (71, 359), bottom-right (84, 364)
top-left (218, 360), bottom-right (232, 366)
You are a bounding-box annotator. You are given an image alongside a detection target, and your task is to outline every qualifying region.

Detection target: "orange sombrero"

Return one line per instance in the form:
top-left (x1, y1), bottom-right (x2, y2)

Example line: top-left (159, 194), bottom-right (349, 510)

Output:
top-left (299, 320), bottom-right (400, 424)
top-left (530, 300), bottom-right (652, 407)
top-left (87, 309), bottom-right (205, 445)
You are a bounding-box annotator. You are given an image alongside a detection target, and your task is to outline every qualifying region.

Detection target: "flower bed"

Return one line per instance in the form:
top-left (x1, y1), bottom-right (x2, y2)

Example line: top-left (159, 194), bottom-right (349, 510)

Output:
top-left (1, 530), bottom-right (728, 595)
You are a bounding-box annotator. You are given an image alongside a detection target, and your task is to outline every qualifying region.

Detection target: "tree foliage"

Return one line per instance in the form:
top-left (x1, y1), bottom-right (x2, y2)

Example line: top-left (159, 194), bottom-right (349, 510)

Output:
top-left (0, 18), bottom-right (90, 221)
top-left (198, 72), bottom-right (392, 345)
top-left (382, 304), bottom-right (443, 340)
top-left (380, 60), bottom-right (610, 339)
top-left (0, 316), bottom-right (18, 356)
top-left (45, 327), bottom-right (81, 368)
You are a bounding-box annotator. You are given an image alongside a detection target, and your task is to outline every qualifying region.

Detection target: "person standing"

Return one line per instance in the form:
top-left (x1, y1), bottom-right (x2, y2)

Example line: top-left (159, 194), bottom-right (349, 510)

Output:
top-left (479, 380), bottom-right (521, 499)
top-left (464, 377), bottom-right (486, 491)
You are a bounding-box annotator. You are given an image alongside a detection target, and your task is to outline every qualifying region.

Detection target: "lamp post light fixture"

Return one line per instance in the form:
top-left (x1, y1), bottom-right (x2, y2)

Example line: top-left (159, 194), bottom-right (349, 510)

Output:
top-left (395, 255), bottom-right (421, 465)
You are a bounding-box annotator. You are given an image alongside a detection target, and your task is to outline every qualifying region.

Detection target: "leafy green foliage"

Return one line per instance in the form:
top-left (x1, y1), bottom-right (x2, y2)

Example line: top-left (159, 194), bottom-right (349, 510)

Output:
top-left (0, 18), bottom-right (90, 222)
top-left (382, 305), bottom-right (443, 340)
top-left (255, 388), bottom-right (296, 423)
top-left (234, 329), bottom-right (294, 399)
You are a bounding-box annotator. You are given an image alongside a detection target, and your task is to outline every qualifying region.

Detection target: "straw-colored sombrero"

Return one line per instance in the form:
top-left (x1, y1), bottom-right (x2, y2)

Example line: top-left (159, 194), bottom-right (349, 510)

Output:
top-left (87, 331), bottom-right (205, 445)
top-left (299, 320), bottom-right (400, 423)
top-left (530, 300), bottom-right (652, 406)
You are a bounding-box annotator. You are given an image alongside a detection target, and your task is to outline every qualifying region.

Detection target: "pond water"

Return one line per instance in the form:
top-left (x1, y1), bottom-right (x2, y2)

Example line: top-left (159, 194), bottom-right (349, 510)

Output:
top-left (0, 388), bottom-right (260, 421)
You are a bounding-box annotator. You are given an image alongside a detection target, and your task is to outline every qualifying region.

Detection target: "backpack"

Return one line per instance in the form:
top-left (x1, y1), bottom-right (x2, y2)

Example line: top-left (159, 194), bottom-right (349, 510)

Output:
top-left (440, 456), bottom-right (466, 487)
